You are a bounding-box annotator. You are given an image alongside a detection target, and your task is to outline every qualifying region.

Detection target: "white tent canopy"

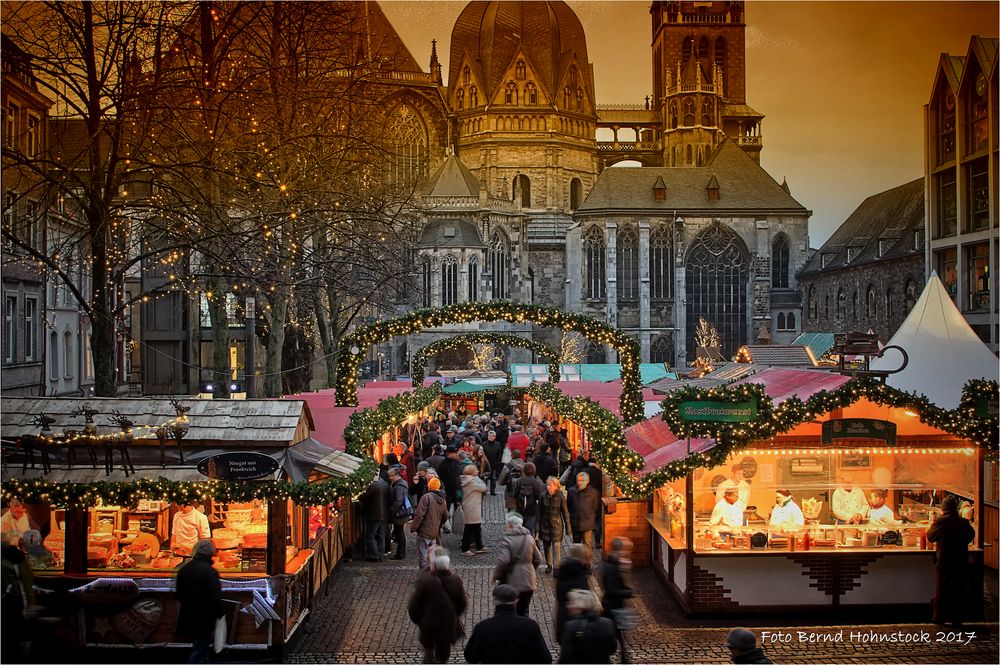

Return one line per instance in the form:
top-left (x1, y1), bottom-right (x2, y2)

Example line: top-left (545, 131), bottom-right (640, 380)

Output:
top-left (870, 272), bottom-right (998, 409)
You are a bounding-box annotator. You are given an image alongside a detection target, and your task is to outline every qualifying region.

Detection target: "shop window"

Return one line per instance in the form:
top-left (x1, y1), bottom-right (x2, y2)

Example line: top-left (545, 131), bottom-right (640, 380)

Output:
top-left (967, 243), bottom-right (990, 312)
top-left (966, 157), bottom-right (989, 231)
top-left (2, 499), bottom-right (60, 570)
top-left (966, 72), bottom-right (989, 154)
top-left (936, 88), bottom-right (956, 165)
top-left (938, 248), bottom-right (958, 300)
top-left (936, 171), bottom-right (957, 237)
top-left (650, 225), bottom-right (672, 299)
top-left (616, 225), bottom-right (639, 301)
top-left (771, 234), bottom-right (789, 288)
top-left (441, 255), bottom-right (458, 306)
top-left (652, 477), bottom-right (687, 547)
top-left (583, 226), bottom-right (606, 299)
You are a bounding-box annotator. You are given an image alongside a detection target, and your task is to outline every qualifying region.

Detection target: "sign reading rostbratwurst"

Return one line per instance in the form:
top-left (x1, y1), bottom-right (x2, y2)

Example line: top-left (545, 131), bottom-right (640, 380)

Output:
top-left (821, 418), bottom-right (897, 445)
top-left (197, 452), bottom-right (280, 481)
top-left (678, 400), bottom-right (758, 423)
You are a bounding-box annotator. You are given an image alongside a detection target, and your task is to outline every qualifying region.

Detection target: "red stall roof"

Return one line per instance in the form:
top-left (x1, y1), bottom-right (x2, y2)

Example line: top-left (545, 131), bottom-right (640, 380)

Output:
top-left (554, 380), bottom-right (658, 417)
top-left (731, 367), bottom-right (850, 404)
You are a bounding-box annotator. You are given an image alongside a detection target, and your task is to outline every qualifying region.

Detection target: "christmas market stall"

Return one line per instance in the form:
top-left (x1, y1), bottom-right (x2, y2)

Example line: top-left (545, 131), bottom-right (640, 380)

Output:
top-left (0, 397), bottom-right (369, 654)
top-left (635, 369), bottom-right (997, 617)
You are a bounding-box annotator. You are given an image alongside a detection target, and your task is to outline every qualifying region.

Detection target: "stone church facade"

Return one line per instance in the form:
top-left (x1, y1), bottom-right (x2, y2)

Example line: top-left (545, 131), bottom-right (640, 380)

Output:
top-left (376, 0), bottom-right (810, 373)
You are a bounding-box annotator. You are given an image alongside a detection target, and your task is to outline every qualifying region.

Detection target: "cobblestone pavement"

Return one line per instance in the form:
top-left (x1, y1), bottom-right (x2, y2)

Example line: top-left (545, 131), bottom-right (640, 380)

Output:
top-left (288, 491), bottom-right (998, 664)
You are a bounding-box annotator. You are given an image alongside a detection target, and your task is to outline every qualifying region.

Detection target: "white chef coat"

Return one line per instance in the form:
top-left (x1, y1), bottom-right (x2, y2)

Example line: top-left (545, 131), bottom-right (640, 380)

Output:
top-left (1, 511), bottom-right (30, 545)
top-left (769, 500), bottom-right (805, 530)
top-left (715, 479), bottom-right (750, 512)
top-left (832, 487), bottom-right (870, 522)
top-left (172, 508), bottom-right (211, 551)
top-left (709, 498), bottom-right (745, 529)
top-left (867, 504), bottom-right (898, 527)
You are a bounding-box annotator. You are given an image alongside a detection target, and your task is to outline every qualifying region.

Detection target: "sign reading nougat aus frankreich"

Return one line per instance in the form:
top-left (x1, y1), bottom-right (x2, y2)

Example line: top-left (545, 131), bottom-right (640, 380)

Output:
top-left (197, 452), bottom-right (280, 480)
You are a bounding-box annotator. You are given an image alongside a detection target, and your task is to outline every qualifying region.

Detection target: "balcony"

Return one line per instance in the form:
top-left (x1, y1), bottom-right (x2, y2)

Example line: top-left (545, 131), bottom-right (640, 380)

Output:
top-left (732, 135), bottom-right (762, 146)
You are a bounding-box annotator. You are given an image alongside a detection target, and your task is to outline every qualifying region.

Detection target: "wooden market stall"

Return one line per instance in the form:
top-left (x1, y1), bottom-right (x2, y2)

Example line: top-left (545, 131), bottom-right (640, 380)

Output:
top-left (0, 397), bottom-right (364, 656)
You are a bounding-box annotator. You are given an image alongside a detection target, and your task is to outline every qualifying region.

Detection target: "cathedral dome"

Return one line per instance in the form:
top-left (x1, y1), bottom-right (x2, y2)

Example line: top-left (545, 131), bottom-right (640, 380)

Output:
top-left (449, 0), bottom-right (593, 102)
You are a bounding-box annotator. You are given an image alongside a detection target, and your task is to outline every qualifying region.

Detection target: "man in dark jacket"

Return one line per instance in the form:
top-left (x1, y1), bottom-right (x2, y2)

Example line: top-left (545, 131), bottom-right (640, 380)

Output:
top-left (176, 539), bottom-right (224, 663)
top-left (412, 477), bottom-right (449, 569)
top-left (482, 430), bottom-right (504, 496)
top-left (554, 544), bottom-right (591, 643)
top-left (387, 467), bottom-right (410, 560)
top-left (360, 476), bottom-right (390, 562)
top-left (408, 548), bottom-right (467, 664)
top-left (424, 424), bottom-right (441, 460)
top-left (532, 444), bottom-right (558, 487)
top-left (426, 445), bottom-right (446, 471)
top-left (511, 462), bottom-right (545, 536)
top-left (725, 628), bottom-right (772, 664)
top-left (494, 418), bottom-right (510, 447)
top-left (463, 584), bottom-right (552, 664)
top-left (567, 471), bottom-right (601, 553)
top-left (601, 537), bottom-right (634, 662)
top-left (559, 589), bottom-right (617, 664)
top-left (438, 447), bottom-right (463, 510)
top-left (928, 495), bottom-right (976, 626)
top-left (538, 476), bottom-right (572, 573)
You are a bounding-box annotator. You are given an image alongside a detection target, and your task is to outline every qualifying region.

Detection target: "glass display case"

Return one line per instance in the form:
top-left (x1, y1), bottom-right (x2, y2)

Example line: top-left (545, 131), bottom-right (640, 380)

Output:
top-left (652, 476), bottom-right (687, 547)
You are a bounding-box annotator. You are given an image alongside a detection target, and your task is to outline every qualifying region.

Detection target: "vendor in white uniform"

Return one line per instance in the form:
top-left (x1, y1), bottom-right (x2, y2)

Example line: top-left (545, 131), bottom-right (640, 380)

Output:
top-left (171, 503), bottom-right (211, 554)
top-left (866, 489), bottom-right (899, 527)
top-left (769, 489), bottom-right (805, 533)
top-left (1, 499), bottom-right (33, 546)
top-left (709, 489), bottom-right (745, 530)
top-left (832, 486), bottom-right (869, 524)
top-left (714, 464), bottom-right (751, 512)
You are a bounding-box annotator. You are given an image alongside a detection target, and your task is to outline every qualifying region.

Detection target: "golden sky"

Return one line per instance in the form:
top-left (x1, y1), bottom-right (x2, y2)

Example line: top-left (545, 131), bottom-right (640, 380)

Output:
top-left (380, 0), bottom-right (998, 246)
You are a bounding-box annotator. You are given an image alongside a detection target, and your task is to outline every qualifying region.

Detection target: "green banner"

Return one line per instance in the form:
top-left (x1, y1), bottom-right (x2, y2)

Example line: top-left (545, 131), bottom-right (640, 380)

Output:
top-left (678, 400), bottom-right (758, 423)
top-left (821, 418), bottom-right (897, 445)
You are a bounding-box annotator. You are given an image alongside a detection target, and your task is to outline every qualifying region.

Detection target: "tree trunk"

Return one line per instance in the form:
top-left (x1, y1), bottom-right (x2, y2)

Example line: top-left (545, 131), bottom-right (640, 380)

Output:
top-left (263, 286), bottom-right (289, 397)
top-left (325, 280), bottom-right (342, 389)
top-left (205, 271), bottom-right (231, 398)
top-left (313, 287), bottom-right (336, 388)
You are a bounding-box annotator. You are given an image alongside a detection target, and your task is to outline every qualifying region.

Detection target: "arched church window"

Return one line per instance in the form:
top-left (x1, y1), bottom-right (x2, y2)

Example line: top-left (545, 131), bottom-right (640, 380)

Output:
top-left (698, 36), bottom-right (709, 61)
top-left (787, 312), bottom-right (796, 330)
top-left (456, 89), bottom-right (464, 111)
top-left (490, 232), bottom-right (510, 300)
top-left (585, 340), bottom-right (606, 364)
top-left (515, 60), bottom-right (526, 80)
top-left (670, 102), bottom-right (678, 129)
top-left (421, 258), bottom-right (432, 308)
top-left (777, 313), bottom-right (786, 331)
top-left (525, 82), bottom-right (538, 105)
top-left (470, 87), bottom-right (478, 107)
top-left (685, 144), bottom-right (693, 165)
top-left (905, 280), bottom-right (917, 312)
top-left (563, 87), bottom-right (571, 109)
top-left (683, 97), bottom-right (695, 126)
top-left (867, 285), bottom-right (877, 318)
top-left (441, 255), bottom-right (459, 306)
top-left (771, 234), bottom-right (790, 288)
top-left (714, 37), bottom-right (727, 78)
top-left (584, 226), bottom-right (607, 299)
top-left (569, 66), bottom-right (578, 88)
top-left (852, 290), bottom-right (858, 319)
top-left (682, 36), bottom-right (693, 69)
top-left (576, 89), bottom-right (584, 112)
top-left (885, 287), bottom-right (893, 319)
top-left (701, 99), bottom-right (712, 126)
top-left (389, 105), bottom-right (427, 185)
top-left (808, 286), bottom-right (817, 320)
top-left (505, 82), bottom-right (518, 105)
top-left (463, 66), bottom-right (470, 86)
top-left (685, 222), bottom-right (750, 358)
top-left (824, 294), bottom-right (830, 320)
top-left (617, 225), bottom-right (639, 301)
top-left (650, 224), bottom-right (672, 299)
top-left (650, 335), bottom-right (674, 365)
top-left (837, 288), bottom-right (845, 318)
top-left (513, 174), bottom-right (531, 208)
top-left (570, 178), bottom-right (583, 211)
top-left (468, 255), bottom-right (479, 302)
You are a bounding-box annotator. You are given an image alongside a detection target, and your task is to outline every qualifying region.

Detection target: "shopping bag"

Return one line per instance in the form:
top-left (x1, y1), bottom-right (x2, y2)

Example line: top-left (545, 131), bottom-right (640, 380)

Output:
top-left (213, 615), bottom-right (227, 653)
top-left (451, 504), bottom-right (465, 535)
top-left (502, 447), bottom-right (512, 465)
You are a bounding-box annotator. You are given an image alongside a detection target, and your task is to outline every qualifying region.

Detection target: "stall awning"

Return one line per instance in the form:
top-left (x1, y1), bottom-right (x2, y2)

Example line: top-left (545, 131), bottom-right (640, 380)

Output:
top-left (283, 437), bottom-right (365, 482)
top-left (442, 378), bottom-right (508, 394)
top-left (624, 416), bottom-right (716, 475)
top-left (731, 367), bottom-right (850, 404)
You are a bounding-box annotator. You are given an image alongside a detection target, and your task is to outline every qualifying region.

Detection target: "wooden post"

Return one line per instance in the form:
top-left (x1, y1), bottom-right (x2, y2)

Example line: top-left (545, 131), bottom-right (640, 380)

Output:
top-left (685, 471), bottom-right (695, 608)
top-left (65, 508), bottom-right (88, 574)
top-left (267, 499), bottom-right (287, 576)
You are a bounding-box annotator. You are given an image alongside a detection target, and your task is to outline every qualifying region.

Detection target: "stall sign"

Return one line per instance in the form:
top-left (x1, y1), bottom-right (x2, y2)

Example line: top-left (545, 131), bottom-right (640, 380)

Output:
top-left (821, 418), bottom-right (896, 445)
top-left (197, 452), bottom-right (280, 480)
top-left (678, 400), bottom-right (757, 423)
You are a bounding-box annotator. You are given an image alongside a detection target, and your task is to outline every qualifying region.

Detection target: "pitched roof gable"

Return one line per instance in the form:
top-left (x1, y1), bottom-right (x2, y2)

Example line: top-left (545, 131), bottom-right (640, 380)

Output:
top-left (426, 152), bottom-right (481, 198)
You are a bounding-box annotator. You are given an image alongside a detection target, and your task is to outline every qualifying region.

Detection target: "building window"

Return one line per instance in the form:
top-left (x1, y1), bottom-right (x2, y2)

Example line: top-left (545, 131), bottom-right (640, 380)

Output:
top-left (787, 312), bottom-right (796, 330)
top-left (866, 285), bottom-right (877, 319)
top-left (24, 200), bottom-right (38, 251)
top-left (389, 105), bottom-right (428, 185)
top-left (585, 340), bottom-right (605, 364)
top-left (4, 103), bottom-right (18, 150)
top-left (847, 247), bottom-right (861, 263)
top-left (967, 157), bottom-right (990, 231)
top-left (456, 89), bottom-right (464, 111)
top-left (83, 333), bottom-right (93, 379)
top-left (650, 335), bottom-right (674, 364)
top-left (569, 66), bottom-right (578, 88)
top-left (771, 234), bottom-right (789, 288)
top-left (569, 178), bottom-right (582, 211)
top-left (525, 82), bottom-right (538, 105)
top-left (513, 174), bottom-right (530, 208)
top-left (824, 294), bottom-right (830, 320)
top-left (937, 171), bottom-right (957, 237)
top-left (576, 88), bottom-right (584, 112)
top-left (24, 297), bottom-right (37, 362)
top-left (776, 312), bottom-right (796, 332)
top-left (776, 312), bottom-right (786, 330)
top-left (967, 243), bottom-right (990, 312)
top-left (63, 330), bottom-right (73, 379)
top-left (808, 286), bottom-right (817, 320)
top-left (467, 256), bottom-right (479, 302)
top-left (515, 60), bottom-right (526, 80)
top-left (967, 72), bottom-right (989, 154)
top-left (885, 287), bottom-right (893, 319)
top-left (905, 280), bottom-right (917, 312)
top-left (463, 66), bottom-right (470, 86)
top-left (26, 113), bottom-right (40, 158)
top-left (505, 82), bottom-right (518, 105)
top-left (3, 296), bottom-right (14, 363)
top-left (937, 88), bottom-right (956, 164)
top-left (441, 256), bottom-right (458, 306)
top-left (469, 87), bottom-right (478, 107)
top-left (617, 226), bottom-right (639, 301)
top-left (837, 288), bottom-right (845, 319)
top-left (421, 259), bottom-right (432, 308)
top-left (650, 225), bottom-right (672, 300)
top-left (490, 232), bottom-right (509, 300)
top-left (584, 226), bottom-right (606, 299)
top-left (878, 239), bottom-right (893, 257)
top-left (714, 37), bottom-right (727, 78)
top-left (938, 248), bottom-right (958, 300)
top-left (852, 290), bottom-right (858, 319)
top-left (698, 35), bottom-right (709, 60)
top-left (49, 332), bottom-right (59, 379)
top-left (683, 97), bottom-right (695, 126)
top-left (685, 222), bottom-right (750, 358)
top-left (701, 99), bottom-right (712, 126)
top-left (914, 230), bottom-right (923, 250)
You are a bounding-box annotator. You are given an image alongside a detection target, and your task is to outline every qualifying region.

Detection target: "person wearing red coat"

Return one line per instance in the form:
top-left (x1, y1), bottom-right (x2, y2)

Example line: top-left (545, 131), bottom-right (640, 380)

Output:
top-left (507, 426), bottom-right (531, 460)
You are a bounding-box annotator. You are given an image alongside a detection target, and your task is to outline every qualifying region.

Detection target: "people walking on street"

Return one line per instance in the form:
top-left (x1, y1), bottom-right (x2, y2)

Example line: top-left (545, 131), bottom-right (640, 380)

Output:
top-left (2, 544), bottom-right (37, 663)
top-left (506, 424), bottom-right (531, 460)
top-left (538, 476), bottom-right (571, 573)
top-left (401, 445), bottom-right (418, 493)
top-left (408, 547), bottom-right (467, 664)
top-left (482, 430), bottom-right (504, 495)
top-left (414, 461), bottom-right (432, 501)
top-left (412, 477), bottom-right (449, 569)
top-left (493, 512), bottom-right (543, 617)
top-left (601, 537), bottom-right (635, 662)
top-left (498, 449), bottom-right (525, 511)
top-left (532, 443), bottom-right (558, 488)
top-left (512, 462), bottom-right (545, 535)
top-left (554, 544), bottom-right (591, 643)
top-left (438, 446), bottom-right (463, 511)
top-left (360, 475), bottom-right (389, 562)
top-left (463, 584), bottom-right (552, 664)
top-left (387, 466), bottom-right (411, 560)
top-left (459, 465), bottom-right (489, 555)
top-left (724, 628), bottom-right (773, 664)
top-left (558, 589), bottom-right (617, 664)
top-left (472, 444), bottom-right (492, 481)
top-left (175, 539), bottom-right (224, 663)
top-left (567, 471), bottom-right (600, 554)
top-left (928, 494), bottom-right (976, 626)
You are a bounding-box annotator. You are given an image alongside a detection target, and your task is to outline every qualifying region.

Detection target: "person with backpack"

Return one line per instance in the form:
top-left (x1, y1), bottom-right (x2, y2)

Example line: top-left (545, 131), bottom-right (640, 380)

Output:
top-left (493, 513), bottom-right (543, 617)
top-left (532, 443), bottom-right (558, 487)
top-left (497, 449), bottom-right (525, 511)
top-left (601, 537), bottom-right (635, 663)
top-left (360, 475), bottom-right (390, 562)
top-left (408, 547), bottom-right (467, 664)
top-left (512, 462), bottom-right (545, 536)
top-left (459, 465), bottom-right (489, 556)
top-left (412, 478), bottom-right (449, 570)
top-left (554, 544), bottom-right (592, 643)
top-left (558, 589), bottom-right (617, 664)
top-left (388, 466), bottom-right (413, 560)
top-left (463, 584), bottom-right (552, 664)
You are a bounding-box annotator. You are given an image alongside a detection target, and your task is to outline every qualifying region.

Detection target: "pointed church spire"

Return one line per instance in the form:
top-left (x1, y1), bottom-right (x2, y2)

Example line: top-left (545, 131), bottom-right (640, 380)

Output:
top-left (430, 39), bottom-right (442, 85)
top-left (780, 177), bottom-right (790, 194)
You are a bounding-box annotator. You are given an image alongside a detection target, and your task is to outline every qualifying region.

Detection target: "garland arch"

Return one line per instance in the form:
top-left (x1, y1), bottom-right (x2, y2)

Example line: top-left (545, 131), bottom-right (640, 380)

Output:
top-left (410, 333), bottom-right (561, 387)
top-left (336, 303), bottom-right (644, 424)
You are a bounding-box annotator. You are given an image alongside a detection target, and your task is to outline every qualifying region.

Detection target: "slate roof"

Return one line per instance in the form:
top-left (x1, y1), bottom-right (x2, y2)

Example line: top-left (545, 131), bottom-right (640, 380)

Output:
top-left (426, 153), bottom-right (481, 198)
top-left (576, 139), bottom-right (806, 213)
top-left (745, 344), bottom-right (816, 367)
top-left (417, 219), bottom-right (485, 248)
top-left (792, 332), bottom-right (837, 359)
top-left (798, 178), bottom-right (923, 276)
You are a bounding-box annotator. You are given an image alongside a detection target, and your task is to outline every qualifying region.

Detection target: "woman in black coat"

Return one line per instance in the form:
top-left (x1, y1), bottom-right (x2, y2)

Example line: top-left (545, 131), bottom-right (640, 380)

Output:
top-left (553, 544), bottom-right (591, 642)
top-left (558, 589), bottom-right (617, 664)
top-left (407, 549), bottom-right (467, 664)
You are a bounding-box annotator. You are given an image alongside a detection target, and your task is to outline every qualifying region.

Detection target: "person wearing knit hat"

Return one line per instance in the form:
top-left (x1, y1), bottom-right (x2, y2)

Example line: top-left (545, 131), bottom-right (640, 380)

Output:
top-left (768, 488), bottom-right (804, 533)
top-left (411, 475), bottom-right (448, 570)
top-left (725, 628), bottom-right (772, 663)
top-left (427, 477), bottom-right (441, 492)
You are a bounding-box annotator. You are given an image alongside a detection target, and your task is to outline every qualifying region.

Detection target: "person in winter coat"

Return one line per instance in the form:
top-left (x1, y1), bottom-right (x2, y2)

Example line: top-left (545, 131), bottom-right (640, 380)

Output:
top-left (412, 478), bottom-right (449, 569)
top-left (387, 467), bottom-right (410, 560)
top-left (482, 431), bottom-right (504, 495)
top-left (414, 461), bottom-right (432, 502)
top-left (725, 628), bottom-right (773, 664)
top-left (438, 447), bottom-right (463, 510)
top-left (558, 589), bottom-right (617, 664)
top-left (2, 545), bottom-right (37, 663)
top-left (495, 418), bottom-right (510, 447)
top-left (176, 540), bottom-right (224, 663)
top-left (506, 425), bottom-right (531, 460)
top-left (532, 444), bottom-right (559, 488)
top-left (554, 544), bottom-right (591, 643)
top-left (401, 445), bottom-right (418, 493)
top-left (601, 537), bottom-right (634, 663)
top-left (407, 547), bottom-right (467, 664)
top-left (567, 471), bottom-right (601, 553)
top-left (424, 424), bottom-right (441, 461)
top-left (472, 444), bottom-right (492, 481)
top-left (493, 512), bottom-right (543, 617)
top-left (928, 495), bottom-right (977, 626)
top-left (426, 445), bottom-right (446, 471)
top-left (497, 450), bottom-right (526, 511)
top-left (538, 476), bottom-right (572, 573)
top-left (459, 465), bottom-right (489, 555)
top-left (463, 584), bottom-right (552, 664)
top-left (360, 475), bottom-right (390, 562)
top-left (512, 462), bottom-right (546, 536)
